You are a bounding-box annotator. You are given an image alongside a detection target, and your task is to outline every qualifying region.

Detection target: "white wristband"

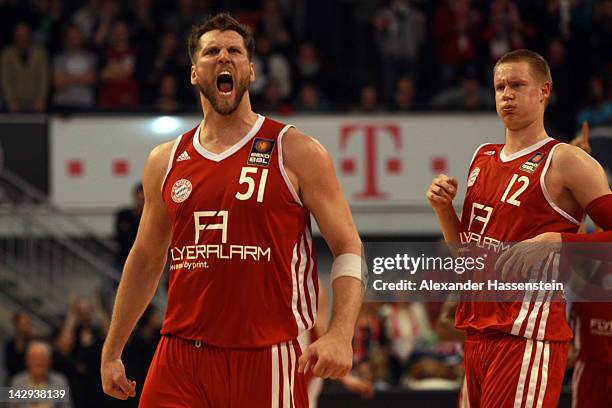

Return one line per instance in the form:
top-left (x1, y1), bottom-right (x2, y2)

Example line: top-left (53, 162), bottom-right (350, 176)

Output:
top-left (330, 253), bottom-right (367, 288)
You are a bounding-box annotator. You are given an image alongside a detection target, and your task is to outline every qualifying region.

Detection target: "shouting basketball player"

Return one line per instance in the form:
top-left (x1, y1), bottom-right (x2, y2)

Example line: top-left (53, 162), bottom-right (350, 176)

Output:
top-left (427, 49), bottom-right (612, 407)
top-left (101, 14), bottom-right (364, 407)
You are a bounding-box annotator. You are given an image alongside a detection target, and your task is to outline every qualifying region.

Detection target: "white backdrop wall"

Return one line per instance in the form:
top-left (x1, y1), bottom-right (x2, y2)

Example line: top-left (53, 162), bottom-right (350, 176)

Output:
top-left (50, 114), bottom-right (505, 235)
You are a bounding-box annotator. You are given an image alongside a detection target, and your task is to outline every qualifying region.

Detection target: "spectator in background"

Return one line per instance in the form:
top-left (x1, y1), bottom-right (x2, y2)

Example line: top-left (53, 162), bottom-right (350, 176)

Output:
top-left (372, 0), bottom-right (426, 103)
top-left (138, 31), bottom-right (183, 105)
top-left (92, 0), bottom-right (122, 48)
top-left (126, 0), bottom-right (158, 46)
top-left (29, 0), bottom-right (65, 54)
top-left (9, 341), bottom-right (72, 408)
top-left (72, 0), bottom-right (100, 44)
top-left (545, 38), bottom-right (576, 138)
top-left (98, 20), bottom-right (139, 109)
top-left (163, 0), bottom-right (206, 38)
top-left (294, 83), bottom-right (329, 112)
top-left (251, 35), bottom-right (292, 103)
top-left (431, 72), bottom-right (493, 110)
top-left (591, 0), bottom-right (612, 69)
top-left (482, 0), bottom-right (524, 63)
top-left (391, 76), bottom-right (416, 112)
top-left (115, 182), bottom-right (143, 268)
top-left (155, 74), bottom-right (181, 113)
top-left (51, 326), bottom-right (76, 400)
top-left (354, 85), bottom-right (382, 113)
top-left (257, 0), bottom-right (292, 52)
top-left (4, 311), bottom-right (34, 383)
top-left (432, 0), bottom-right (481, 88)
top-left (292, 42), bottom-right (327, 94)
top-left (257, 79), bottom-right (294, 115)
top-left (71, 296), bottom-right (108, 408)
top-left (0, 23), bottom-right (49, 112)
top-left (577, 76), bottom-right (612, 127)
top-left (52, 25), bottom-right (97, 110)
top-left (124, 306), bottom-right (162, 406)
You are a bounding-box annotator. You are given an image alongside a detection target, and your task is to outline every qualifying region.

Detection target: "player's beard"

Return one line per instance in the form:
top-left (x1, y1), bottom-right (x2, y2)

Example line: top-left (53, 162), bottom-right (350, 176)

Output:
top-left (198, 75), bottom-right (250, 116)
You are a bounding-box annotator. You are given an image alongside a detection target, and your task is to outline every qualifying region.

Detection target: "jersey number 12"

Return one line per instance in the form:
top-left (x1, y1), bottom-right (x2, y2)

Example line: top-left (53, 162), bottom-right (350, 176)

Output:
top-left (500, 173), bottom-right (529, 206)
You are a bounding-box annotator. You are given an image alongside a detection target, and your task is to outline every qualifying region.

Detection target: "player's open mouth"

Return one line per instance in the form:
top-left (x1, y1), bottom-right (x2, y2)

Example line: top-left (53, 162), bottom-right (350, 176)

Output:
top-left (216, 71), bottom-right (233, 96)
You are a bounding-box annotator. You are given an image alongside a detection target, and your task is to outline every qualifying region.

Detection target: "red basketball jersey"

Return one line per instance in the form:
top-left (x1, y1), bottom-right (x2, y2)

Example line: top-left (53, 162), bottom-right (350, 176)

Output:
top-left (456, 138), bottom-right (583, 341)
top-left (571, 291), bottom-right (612, 366)
top-left (160, 114), bottom-right (318, 348)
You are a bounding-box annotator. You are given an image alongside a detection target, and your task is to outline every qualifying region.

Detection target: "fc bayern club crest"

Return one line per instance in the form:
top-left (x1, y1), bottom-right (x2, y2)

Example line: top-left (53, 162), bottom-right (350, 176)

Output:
top-left (171, 179), bottom-right (192, 203)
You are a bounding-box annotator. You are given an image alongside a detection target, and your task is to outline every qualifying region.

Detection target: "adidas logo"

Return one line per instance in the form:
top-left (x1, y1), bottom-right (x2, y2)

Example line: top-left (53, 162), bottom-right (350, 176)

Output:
top-left (177, 151), bottom-right (191, 162)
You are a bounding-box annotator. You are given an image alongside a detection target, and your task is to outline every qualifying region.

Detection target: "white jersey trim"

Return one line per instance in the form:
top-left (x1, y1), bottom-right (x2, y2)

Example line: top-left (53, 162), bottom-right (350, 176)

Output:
top-left (192, 114), bottom-right (265, 162)
top-left (500, 137), bottom-right (553, 163)
top-left (540, 143), bottom-right (581, 226)
top-left (277, 124), bottom-right (304, 206)
top-left (468, 143), bottom-right (494, 169)
top-left (161, 134), bottom-right (183, 192)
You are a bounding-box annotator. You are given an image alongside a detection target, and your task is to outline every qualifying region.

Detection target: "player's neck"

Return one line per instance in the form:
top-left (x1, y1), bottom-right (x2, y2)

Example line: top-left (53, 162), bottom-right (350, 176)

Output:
top-left (199, 99), bottom-right (258, 146)
top-left (503, 121), bottom-right (549, 156)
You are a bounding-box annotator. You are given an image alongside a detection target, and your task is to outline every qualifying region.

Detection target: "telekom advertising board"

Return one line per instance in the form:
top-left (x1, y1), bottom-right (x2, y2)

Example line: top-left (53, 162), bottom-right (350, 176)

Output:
top-left (50, 114), bottom-right (505, 234)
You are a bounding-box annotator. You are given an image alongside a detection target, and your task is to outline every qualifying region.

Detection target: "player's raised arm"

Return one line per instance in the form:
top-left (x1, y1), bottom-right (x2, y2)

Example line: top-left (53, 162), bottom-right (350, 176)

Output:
top-left (281, 128), bottom-right (363, 379)
top-left (427, 174), bottom-right (460, 244)
top-left (101, 142), bottom-right (173, 400)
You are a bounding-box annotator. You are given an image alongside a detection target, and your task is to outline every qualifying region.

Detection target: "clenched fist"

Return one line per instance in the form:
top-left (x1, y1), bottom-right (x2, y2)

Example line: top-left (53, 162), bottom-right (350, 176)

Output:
top-left (426, 174), bottom-right (458, 211)
top-left (101, 358), bottom-right (136, 400)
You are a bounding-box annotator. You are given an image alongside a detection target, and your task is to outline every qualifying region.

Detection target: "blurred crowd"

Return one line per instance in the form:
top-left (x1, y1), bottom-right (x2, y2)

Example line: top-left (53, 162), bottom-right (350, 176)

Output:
top-left (4, 300), bottom-right (162, 407)
top-left (0, 0), bottom-right (610, 134)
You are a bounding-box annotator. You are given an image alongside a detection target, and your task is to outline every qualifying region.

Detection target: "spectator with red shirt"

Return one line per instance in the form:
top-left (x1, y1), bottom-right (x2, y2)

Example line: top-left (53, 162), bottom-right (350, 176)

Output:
top-left (98, 20), bottom-right (139, 109)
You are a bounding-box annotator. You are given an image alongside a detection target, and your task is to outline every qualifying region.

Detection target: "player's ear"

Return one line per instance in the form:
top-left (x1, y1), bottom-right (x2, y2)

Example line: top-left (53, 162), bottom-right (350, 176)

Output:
top-left (249, 61), bottom-right (255, 83)
top-left (190, 65), bottom-right (197, 85)
top-left (540, 81), bottom-right (551, 104)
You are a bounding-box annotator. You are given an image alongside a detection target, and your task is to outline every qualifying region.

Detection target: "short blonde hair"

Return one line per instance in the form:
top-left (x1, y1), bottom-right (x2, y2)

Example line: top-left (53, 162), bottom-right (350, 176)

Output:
top-left (494, 49), bottom-right (552, 86)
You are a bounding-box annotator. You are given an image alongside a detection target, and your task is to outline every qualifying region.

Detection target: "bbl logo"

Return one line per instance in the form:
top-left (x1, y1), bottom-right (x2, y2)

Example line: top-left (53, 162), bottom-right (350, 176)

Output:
top-left (247, 138), bottom-right (275, 167)
top-left (171, 179), bottom-right (192, 203)
top-left (520, 152), bottom-right (545, 174)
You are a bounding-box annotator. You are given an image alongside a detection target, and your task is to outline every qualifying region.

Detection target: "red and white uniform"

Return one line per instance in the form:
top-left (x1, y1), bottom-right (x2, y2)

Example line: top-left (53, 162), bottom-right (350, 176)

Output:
top-left (141, 115), bottom-right (316, 407)
top-left (457, 138), bottom-right (583, 407)
top-left (161, 114), bottom-right (318, 347)
top-left (570, 299), bottom-right (612, 407)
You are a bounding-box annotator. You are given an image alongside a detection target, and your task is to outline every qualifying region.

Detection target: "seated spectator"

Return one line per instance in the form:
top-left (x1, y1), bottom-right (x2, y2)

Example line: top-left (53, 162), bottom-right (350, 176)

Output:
top-left (294, 84), bottom-right (330, 112)
top-left (354, 85), bottom-right (383, 113)
top-left (431, 73), bottom-right (493, 110)
top-left (0, 23), bottom-right (48, 112)
top-left (391, 76), bottom-right (416, 112)
top-left (9, 341), bottom-right (73, 408)
top-left (98, 20), bottom-right (139, 109)
top-left (115, 182), bottom-right (144, 268)
top-left (577, 76), bottom-right (612, 127)
top-left (482, 0), bottom-right (525, 62)
top-left (155, 74), bottom-right (182, 113)
top-left (52, 25), bottom-right (97, 110)
top-left (293, 42), bottom-right (328, 92)
top-left (257, 80), bottom-right (294, 115)
top-left (4, 311), bottom-right (34, 383)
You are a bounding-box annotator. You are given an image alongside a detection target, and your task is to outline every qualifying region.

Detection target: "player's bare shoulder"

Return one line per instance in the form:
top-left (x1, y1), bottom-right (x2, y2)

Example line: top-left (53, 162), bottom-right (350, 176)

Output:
top-left (281, 127), bottom-right (333, 180)
top-left (144, 140), bottom-right (176, 192)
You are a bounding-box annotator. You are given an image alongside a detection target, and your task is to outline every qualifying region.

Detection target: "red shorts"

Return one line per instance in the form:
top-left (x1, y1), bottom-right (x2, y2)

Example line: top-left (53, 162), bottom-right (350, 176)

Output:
top-left (464, 332), bottom-right (568, 408)
top-left (139, 335), bottom-right (308, 408)
top-left (572, 360), bottom-right (612, 408)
